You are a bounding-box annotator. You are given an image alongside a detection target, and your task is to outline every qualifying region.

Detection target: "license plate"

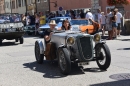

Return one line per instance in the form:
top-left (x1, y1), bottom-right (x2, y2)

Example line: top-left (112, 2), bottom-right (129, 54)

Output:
top-left (30, 31), bottom-right (33, 32)
top-left (78, 62), bottom-right (89, 66)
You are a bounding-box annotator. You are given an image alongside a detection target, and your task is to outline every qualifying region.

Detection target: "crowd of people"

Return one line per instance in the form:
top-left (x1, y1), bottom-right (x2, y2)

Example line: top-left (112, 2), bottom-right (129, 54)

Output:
top-left (21, 8), bottom-right (122, 40)
top-left (98, 8), bottom-right (122, 40)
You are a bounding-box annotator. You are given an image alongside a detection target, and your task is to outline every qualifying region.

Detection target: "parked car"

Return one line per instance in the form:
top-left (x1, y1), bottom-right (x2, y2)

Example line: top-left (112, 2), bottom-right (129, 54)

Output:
top-left (24, 25), bottom-right (35, 35)
top-left (0, 13), bottom-right (24, 46)
top-left (34, 27), bottom-right (111, 75)
top-left (70, 19), bottom-right (99, 35)
top-left (38, 17), bottom-right (71, 37)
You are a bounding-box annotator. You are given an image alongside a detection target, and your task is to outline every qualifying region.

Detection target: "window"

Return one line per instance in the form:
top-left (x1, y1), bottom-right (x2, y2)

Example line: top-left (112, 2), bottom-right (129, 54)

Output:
top-left (12, 1), bottom-right (15, 9)
top-left (22, 0), bottom-right (25, 6)
top-left (37, 0), bottom-right (40, 3)
top-left (44, 0), bottom-right (47, 2)
top-left (18, 0), bottom-right (21, 7)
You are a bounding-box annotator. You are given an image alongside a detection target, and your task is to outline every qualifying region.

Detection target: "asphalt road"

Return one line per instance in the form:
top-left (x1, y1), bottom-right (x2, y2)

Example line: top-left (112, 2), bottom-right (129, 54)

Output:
top-left (0, 34), bottom-right (130, 86)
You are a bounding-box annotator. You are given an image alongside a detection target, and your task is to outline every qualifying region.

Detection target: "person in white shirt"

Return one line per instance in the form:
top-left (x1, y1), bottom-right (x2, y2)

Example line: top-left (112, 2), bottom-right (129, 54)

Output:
top-left (85, 9), bottom-right (94, 24)
top-left (97, 9), bottom-right (102, 23)
top-left (100, 12), bottom-right (106, 36)
top-left (114, 8), bottom-right (122, 36)
top-left (106, 8), bottom-right (113, 40)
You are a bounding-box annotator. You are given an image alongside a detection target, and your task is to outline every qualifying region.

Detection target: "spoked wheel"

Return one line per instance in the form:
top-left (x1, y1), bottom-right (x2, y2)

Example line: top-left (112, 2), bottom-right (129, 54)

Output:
top-left (19, 37), bottom-right (24, 44)
top-left (58, 48), bottom-right (71, 75)
top-left (0, 39), bottom-right (2, 46)
top-left (96, 43), bottom-right (111, 70)
top-left (35, 41), bottom-right (44, 64)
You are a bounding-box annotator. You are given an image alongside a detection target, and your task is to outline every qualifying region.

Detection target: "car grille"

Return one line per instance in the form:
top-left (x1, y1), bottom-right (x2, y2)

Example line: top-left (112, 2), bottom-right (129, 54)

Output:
top-left (79, 37), bottom-right (93, 60)
top-left (28, 27), bottom-right (35, 30)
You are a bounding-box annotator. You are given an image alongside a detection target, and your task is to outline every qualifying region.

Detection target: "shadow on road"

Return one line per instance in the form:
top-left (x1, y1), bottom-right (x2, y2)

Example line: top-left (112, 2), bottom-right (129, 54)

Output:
top-left (84, 68), bottom-right (106, 72)
top-left (90, 79), bottom-right (130, 86)
top-left (117, 48), bottom-right (130, 50)
top-left (90, 73), bottom-right (130, 86)
top-left (0, 42), bottom-right (18, 47)
top-left (23, 61), bottom-right (104, 78)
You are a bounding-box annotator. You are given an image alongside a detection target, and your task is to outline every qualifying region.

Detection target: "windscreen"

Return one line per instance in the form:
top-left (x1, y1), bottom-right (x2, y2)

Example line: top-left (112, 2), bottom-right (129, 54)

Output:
top-left (48, 18), bottom-right (66, 24)
top-left (70, 20), bottom-right (89, 25)
top-left (0, 13), bottom-right (21, 23)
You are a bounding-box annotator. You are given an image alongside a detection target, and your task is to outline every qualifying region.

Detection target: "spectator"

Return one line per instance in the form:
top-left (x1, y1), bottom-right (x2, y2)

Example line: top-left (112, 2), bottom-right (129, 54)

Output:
top-left (39, 12), bottom-right (46, 26)
top-left (100, 12), bottom-right (106, 36)
top-left (114, 8), bottom-right (122, 37)
top-left (97, 9), bottom-right (102, 24)
top-left (79, 9), bottom-right (85, 19)
top-left (26, 13), bottom-right (31, 26)
top-left (35, 13), bottom-right (40, 35)
top-left (111, 10), bottom-right (117, 39)
top-left (85, 9), bottom-right (94, 24)
top-left (106, 8), bottom-right (113, 40)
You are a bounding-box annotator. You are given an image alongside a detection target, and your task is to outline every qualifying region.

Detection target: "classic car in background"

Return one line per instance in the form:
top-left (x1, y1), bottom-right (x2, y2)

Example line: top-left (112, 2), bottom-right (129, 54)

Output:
top-left (0, 13), bottom-right (24, 46)
top-left (24, 25), bottom-right (35, 35)
top-left (70, 19), bottom-right (99, 35)
top-left (38, 17), bottom-right (71, 37)
top-left (34, 27), bottom-right (111, 75)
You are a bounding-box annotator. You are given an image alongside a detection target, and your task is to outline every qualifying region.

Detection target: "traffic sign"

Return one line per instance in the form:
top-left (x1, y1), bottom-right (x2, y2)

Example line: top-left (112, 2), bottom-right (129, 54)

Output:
top-left (59, 7), bottom-right (63, 11)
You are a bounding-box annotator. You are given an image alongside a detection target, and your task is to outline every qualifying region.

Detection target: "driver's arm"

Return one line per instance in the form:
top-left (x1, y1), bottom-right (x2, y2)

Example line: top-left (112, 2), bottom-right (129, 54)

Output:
top-left (44, 31), bottom-right (53, 42)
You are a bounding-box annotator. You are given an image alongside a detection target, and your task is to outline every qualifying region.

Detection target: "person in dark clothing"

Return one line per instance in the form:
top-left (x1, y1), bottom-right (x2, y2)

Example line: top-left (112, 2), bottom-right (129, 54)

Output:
top-left (44, 20), bottom-right (57, 43)
top-left (58, 20), bottom-right (71, 30)
top-left (80, 9), bottom-right (85, 18)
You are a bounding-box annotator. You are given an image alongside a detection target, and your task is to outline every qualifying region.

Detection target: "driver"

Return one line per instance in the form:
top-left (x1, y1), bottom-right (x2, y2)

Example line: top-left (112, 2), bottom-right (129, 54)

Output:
top-left (44, 20), bottom-right (57, 43)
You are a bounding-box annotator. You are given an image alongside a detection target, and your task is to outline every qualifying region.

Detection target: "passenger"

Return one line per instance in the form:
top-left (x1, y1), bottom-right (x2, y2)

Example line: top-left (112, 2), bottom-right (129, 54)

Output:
top-left (58, 20), bottom-right (71, 30)
top-left (44, 20), bottom-right (57, 43)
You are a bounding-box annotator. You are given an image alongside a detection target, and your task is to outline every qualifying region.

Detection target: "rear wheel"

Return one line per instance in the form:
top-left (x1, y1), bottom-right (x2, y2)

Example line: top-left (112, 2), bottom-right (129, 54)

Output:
top-left (0, 39), bottom-right (2, 46)
top-left (19, 37), bottom-right (24, 44)
top-left (58, 48), bottom-right (71, 75)
top-left (35, 41), bottom-right (44, 64)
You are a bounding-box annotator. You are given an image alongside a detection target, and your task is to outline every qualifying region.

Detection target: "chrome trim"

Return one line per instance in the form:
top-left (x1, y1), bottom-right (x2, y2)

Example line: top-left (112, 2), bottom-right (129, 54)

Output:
top-left (35, 39), bottom-right (46, 54)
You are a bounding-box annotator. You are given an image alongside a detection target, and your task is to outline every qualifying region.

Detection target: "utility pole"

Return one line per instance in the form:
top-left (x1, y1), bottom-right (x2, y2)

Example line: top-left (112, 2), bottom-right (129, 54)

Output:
top-left (48, 0), bottom-right (50, 13)
top-left (35, 0), bottom-right (37, 13)
top-left (25, 0), bottom-right (27, 14)
top-left (10, 0), bottom-right (12, 14)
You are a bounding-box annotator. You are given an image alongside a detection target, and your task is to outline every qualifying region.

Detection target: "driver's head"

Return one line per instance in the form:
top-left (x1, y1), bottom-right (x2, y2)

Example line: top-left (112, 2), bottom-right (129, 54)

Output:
top-left (49, 20), bottom-right (57, 31)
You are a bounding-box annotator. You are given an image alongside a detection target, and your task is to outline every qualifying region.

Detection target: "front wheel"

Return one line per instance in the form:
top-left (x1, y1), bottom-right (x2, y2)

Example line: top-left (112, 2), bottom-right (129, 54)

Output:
top-left (58, 48), bottom-right (71, 75)
top-left (19, 37), bottom-right (24, 44)
top-left (15, 38), bottom-right (18, 42)
top-left (95, 43), bottom-right (111, 70)
top-left (35, 41), bottom-right (44, 64)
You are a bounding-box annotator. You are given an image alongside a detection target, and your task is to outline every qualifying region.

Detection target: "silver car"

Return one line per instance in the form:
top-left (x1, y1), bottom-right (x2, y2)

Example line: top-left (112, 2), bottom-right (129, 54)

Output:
top-left (0, 13), bottom-right (24, 46)
top-left (34, 27), bottom-right (111, 75)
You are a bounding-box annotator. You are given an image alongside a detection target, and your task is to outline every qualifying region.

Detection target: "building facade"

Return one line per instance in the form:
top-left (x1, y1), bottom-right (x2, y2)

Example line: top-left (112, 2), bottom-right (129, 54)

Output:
top-left (0, 0), bottom-right (5, 13)
top-left (36, 0), bottom-right (49, 14)
top-left (50, 0), bottom-right (91, 13)
top-left (27, 0), bottom-right (36, 15)
top-left (4, 0), bottom-right (11, 13)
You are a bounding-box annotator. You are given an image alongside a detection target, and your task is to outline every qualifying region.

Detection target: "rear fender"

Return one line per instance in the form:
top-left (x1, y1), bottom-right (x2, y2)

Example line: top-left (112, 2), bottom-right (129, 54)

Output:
top-left (36, 39), bottom-right (46, 54)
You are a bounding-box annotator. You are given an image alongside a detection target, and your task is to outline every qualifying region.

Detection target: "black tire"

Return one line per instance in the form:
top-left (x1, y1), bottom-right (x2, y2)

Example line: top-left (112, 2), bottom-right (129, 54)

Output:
top-left (35, 41), bottom-right (44, 64)
top-left (19, 37), bottom-right (24, 44)
top-left (15, 38), bottom-right (18, 42)
top-left (58, 48), bottom-right (71, 75)
top-left (0, 39), bottom-right (2, 46)
top-left (95, 43), bottom-right (111, 70)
